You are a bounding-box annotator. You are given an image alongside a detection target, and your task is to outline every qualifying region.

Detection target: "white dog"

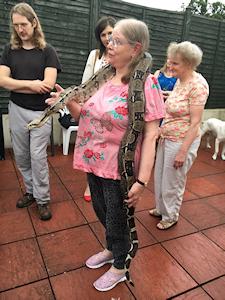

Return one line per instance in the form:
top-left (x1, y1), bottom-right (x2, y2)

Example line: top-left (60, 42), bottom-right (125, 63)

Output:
top-left (201, 118), bottom-right (225, 160)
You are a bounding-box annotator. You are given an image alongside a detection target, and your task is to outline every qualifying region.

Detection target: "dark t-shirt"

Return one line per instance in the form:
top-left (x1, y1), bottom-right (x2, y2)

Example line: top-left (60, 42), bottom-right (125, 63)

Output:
top-left (0, 44), bottom-right (61, 111)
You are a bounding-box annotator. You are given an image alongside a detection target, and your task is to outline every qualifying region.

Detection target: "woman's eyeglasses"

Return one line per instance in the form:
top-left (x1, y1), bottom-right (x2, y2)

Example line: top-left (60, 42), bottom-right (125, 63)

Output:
top-left (108, 35), bottom-right (129, 47)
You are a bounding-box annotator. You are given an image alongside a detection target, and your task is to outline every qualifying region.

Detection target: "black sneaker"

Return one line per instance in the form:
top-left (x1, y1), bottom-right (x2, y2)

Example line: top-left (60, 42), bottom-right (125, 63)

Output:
top-left (37, 204), bottom-right (52, 221)
top-left (16, 193), bottom-right (35, 208)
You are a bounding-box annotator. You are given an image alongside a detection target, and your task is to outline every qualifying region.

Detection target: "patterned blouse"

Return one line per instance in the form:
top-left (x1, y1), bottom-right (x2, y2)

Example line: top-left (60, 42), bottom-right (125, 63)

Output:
top-left (73, 74), bottom-right (165, 180)
top-left (161, 72), bottom-right (209, 142)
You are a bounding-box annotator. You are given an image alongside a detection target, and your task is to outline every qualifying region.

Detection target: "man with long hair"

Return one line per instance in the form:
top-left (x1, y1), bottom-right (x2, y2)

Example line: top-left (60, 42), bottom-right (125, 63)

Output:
top-left (0, 3), bottom-right (61, 220)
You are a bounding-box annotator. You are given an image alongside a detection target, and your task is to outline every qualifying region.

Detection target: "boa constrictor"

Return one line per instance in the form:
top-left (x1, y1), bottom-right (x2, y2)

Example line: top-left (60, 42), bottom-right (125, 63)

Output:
top-left (27, 64), bottom-right (116, 129)
top-left (27, 53), bottom-right (152, 286)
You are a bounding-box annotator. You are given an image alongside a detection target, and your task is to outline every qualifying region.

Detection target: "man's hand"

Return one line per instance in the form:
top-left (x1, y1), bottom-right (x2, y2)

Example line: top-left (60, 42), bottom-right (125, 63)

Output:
top-left (30, 80), bottom-right (52, 94)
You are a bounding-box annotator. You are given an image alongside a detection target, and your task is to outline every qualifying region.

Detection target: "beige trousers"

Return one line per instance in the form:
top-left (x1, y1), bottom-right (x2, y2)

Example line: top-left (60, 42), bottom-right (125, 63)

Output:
top-left (154, 137), bottom-right (200, 222)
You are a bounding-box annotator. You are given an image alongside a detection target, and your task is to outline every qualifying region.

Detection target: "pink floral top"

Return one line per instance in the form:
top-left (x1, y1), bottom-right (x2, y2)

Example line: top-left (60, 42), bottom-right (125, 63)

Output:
top-left (161, 73), bottom-right (209, 142)
top-left (73, 74), bottom-right (165, 180)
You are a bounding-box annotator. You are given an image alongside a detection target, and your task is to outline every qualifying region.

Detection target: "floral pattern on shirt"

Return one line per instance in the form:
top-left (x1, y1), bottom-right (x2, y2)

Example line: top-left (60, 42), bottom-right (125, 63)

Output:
top-left (73, 76), bottom-right (165, 179)
top-left (83, 148), bottom-right (104, 163)
top-left (107, 91), bottom-right (128, 119)
top-left (90, 112), bottom-right (113, 134)
top-left (80, 95), bottom-right (127, 163)
top-left (151, 76), bottom-right (160, 89)
top-left (107, 90), bottom-right (128, 104)
top-left (109, 105), bottom-right (128, 120)
top-left (161, 73), bottom-right (209, 142)
top-left (80, 108), bottom-right (90, 119)
top-left (77, 130), bottom-right (94, 147)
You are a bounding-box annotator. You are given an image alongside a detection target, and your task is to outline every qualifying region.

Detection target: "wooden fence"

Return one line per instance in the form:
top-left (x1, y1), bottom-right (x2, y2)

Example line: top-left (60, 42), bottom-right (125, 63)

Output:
top-left (0, 0), bottom-right (225, 112)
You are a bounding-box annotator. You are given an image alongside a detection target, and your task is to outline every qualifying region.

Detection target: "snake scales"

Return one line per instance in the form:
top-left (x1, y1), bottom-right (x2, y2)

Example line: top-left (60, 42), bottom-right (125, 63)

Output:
top-left (28, 52), bottom-right (152, 285)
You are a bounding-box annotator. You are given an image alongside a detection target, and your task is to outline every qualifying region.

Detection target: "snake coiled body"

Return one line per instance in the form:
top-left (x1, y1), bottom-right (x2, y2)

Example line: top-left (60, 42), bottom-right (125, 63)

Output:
top-left (118, 54), bottom-right (151, 285)
top-left (27, 53), bottom-right (152, 285)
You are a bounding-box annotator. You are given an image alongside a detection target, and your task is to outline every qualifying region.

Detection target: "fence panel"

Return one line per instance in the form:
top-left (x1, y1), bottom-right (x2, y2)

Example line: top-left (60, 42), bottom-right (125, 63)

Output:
top-left (0, 0), bottom-right (225, 111)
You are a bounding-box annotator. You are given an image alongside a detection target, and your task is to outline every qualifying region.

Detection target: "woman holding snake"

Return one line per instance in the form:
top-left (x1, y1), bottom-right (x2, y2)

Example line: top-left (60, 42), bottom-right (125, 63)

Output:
top-left (46, 19), bottom-right (165, 292)
top-left (82, 16), bottom-right (116, 202)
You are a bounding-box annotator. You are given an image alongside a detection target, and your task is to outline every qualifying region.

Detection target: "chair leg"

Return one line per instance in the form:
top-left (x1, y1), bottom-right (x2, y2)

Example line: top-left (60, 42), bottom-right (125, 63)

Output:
top-left (62, 128), bottom-right (71, 155)
top-left (0, 112), bottom-right (5, 160)
top-left (50, 118), bottom-right (55, 156)
top-left (62, 126), bottom-right (78, 155)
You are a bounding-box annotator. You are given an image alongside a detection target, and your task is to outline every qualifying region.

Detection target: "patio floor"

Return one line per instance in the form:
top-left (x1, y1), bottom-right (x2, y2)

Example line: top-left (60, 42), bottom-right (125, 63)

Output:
top-left (0, 143), bottom-right (225, 300)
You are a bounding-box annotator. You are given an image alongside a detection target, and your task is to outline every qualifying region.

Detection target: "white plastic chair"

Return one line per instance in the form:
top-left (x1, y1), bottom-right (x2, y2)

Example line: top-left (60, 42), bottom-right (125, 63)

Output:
top-left (59, 108), bottom-right (79, 155)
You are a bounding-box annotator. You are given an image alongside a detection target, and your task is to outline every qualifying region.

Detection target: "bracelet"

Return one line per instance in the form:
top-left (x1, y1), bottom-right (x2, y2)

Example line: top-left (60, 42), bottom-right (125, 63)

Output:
top-left (136, 178), bottom-right (148, 187)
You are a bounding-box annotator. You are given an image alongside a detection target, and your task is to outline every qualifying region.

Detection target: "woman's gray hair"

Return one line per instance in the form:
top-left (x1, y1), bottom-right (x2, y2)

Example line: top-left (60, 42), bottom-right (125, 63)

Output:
top-left (114, 18), bottom-right (150, 83)
top-left (167, 41), bottom-right (203, 70)
top-left (115, 18), bottom-right (149, 53)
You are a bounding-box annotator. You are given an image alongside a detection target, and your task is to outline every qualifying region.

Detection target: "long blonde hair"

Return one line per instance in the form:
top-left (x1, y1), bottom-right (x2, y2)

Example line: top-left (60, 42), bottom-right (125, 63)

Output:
top-left (10, 3), bottom-right (46, 49)
top-left (114, 19), bottom-right (150, 83)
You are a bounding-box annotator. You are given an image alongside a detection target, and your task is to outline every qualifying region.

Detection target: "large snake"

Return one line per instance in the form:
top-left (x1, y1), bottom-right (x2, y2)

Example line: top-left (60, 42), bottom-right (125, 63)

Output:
top-left (27, 64), bottom-right (116, 129)
top-left (27, 53), bottom-right (152, 285)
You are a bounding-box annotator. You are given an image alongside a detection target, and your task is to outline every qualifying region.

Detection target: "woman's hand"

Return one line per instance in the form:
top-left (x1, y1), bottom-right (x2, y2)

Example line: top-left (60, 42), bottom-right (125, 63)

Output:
top-left (125, 182), bottom-right (145, 208)
top-left (45, 83), bottom-right (64, 106)
top-left (174, 150), bottom-right (186, 169)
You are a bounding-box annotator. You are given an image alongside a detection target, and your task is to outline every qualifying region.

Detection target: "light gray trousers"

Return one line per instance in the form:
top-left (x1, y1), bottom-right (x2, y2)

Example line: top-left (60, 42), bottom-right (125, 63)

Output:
top-left (8, 101), bottom-right (51, 204)
top-left (154, 137), bottom-right (200, 222)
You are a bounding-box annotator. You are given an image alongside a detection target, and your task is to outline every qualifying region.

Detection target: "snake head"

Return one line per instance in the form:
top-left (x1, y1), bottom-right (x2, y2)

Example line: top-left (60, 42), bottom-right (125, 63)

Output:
top-left (27, 117), bottom-right (45, 129)
top-left (27, 101), bottom-right (65, 130)
top-left (48, 100), bottom-right (65, 114)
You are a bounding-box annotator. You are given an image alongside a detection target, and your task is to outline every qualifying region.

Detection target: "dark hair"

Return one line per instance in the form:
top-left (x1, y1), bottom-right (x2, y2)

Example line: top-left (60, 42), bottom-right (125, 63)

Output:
top-left (95, 16), bottom-right (116, 58)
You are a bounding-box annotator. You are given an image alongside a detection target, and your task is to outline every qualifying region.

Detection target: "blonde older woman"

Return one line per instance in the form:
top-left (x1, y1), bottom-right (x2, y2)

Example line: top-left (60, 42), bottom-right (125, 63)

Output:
top-left (150, 41), bottom-right (209, 230)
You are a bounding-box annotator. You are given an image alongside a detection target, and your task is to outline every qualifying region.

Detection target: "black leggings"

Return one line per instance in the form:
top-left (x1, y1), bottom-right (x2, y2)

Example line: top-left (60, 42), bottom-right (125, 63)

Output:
top-left (87, 173), bottom-right (130, 269)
